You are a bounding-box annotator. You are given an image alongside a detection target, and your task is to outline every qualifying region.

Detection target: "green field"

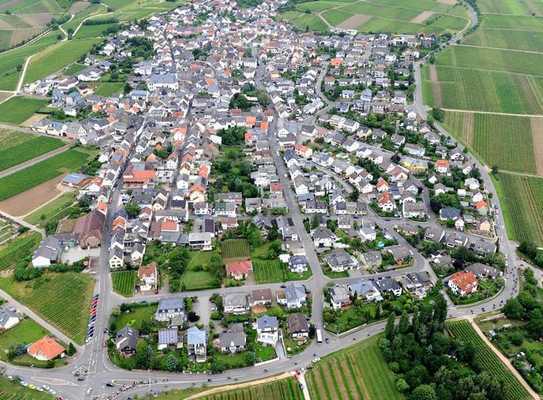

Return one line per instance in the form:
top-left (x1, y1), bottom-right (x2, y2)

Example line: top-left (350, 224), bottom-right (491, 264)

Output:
top-left (95, 81), bottom-right (124, 96)
top-left (112, 270), bottom-right (137, 296)
top-left (447, 320), bottom-right (530, 400)
top-left (0, 130), bottom-right (64, 171)
top-left (0, 376), bottom-right (54, 400)
top-left (0, 233), bottom-right (41, 270)
top-left (306, 334), bottom-right (402, 400)
top-left (443, 112), bottom-right (539, 174)
top-left (478, 0), bottom-right (543, 14)
top-left (0, 272), bottom-right (95, 344)
top-left (24, 191), bottom-right (77, 227)
top-left (196, 378), bottom-right (303, 400)
top-left (493, 173), bottom-right (543, 245)
top-left (24, 37), bottom-right (101, 83)
top-left (221, 239), bottom-right (251, 260)
top-left (0, 96), bottom-right (49, 124)
top-left (0, 148), bottom-right (93, 201)
top-left (280, 0), bottom-right (469, 34)
top-left (253, 259), bottom-right (311, 283)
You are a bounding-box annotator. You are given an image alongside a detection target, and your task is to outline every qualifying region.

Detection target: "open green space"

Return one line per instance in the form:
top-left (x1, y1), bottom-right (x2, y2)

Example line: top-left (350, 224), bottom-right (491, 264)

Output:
top-left (447, 320), bottom-right (530, 400)
top-left (0, 376), bottom-right (54, 400)
top-left (0, 272), bottom-right (94, 344)
top-left (0, 233), bottom-right (41, 271)
top-left (112, 270), bottom-right (137, 297)
top-left (24, 37), bottom-right (101, 83)
top-left (477, 0), bottom-right (543, 15)
top-left (492, 173), bottom-right (543, 245)
top-left (306, 334), bottom-right (402, 400)
top-left (280, 0), bottom-right (469, 34)
top-left (95, 81), bottom-right (124, 96)
top-left (0, 130), bottom-right (64, 171)
top-left (442, 112), bottom-right (539, 174)
top-left (0, 96), bottom-right (49, 125)
top-left (0, 147), bottom-right (94, 201)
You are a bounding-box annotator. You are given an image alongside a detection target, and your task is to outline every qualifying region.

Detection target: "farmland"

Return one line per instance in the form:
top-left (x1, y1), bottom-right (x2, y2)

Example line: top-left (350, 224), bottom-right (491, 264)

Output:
top-left (0, 272), bottom-right (95, 344)
top-left (280, 0), bottom-right (470, 34)
top-left (0, 232), bottom-right (41, 270)
top-left (0, 147), bottom-right (93, 201)
top-left (492, 173), bottom-right (543, 245)
top-left (193, 377), bottom-right (303, 400)
top-left (24, 191), bottom-right (77, 227)
top-left (306, 334), bottom-right (401, 400)
top-left (0, 130), bottom-right (64, 171)
top-left (112, 270), bottom-right (137, 297)
top-left (0, 376), bottom-right (54, 400)
top-left (221, 239), bottom-right (251, 260)
top-left (442, 112), bottom-right (540, 174)
top-left (446, 320), bottom-right (530, 400)
top-left (0, 96), bottom-right (49, 124)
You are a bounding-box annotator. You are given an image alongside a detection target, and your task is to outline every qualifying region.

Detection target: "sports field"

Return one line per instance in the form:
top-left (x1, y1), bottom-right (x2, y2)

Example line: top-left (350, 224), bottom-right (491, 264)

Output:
top-left (306, 335), bottom-right (402, 400)
top-left (443, 112), bottom-right (543, 175)
top-left (280, 0), bottom-right (469, 34)
top-left (0, 96), bottom-right (49, 124)
top-left (0, 129), bottom-right (64, 171)
top-left (493, 173), bottom-right (543, 245)
top-left (0, 272), bottom-right (95, 344)
top-left (0, 148), bottom-right (92, 201)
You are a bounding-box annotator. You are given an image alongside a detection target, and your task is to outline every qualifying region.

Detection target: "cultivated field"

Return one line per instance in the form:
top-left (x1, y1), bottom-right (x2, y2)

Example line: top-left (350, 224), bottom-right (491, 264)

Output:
top-left (112, 270), bottom-right (137, 297)
top-left (443, 112), bottom-right (542, 175)
top-left (0, 272), bottom-right (95, 344)
top-left (0, 232), bottom-right (41, 270)
top-left (0, 129), bottom-right (64, 171)
top-left (221, 239), bottom-right (251, 260)
top-left (0, 147), bottom-right (91, 202)
top-left (280, 0), bottom-right (469, 34)
top-left (194, 377), bottom-right (304, 400)
top-left (446, 320), bottom-right (530, 400)
top-left (493, 173), bottom-right (543, 245)
top-left (306, 335), bottom-right (402, 400)
top-left (24, 191), bottom-right (76, 227)
top-left (0, 96), bottom-right (49, 124)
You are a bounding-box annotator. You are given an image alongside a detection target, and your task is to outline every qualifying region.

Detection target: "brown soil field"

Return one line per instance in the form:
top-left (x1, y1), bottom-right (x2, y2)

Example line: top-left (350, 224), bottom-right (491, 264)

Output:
top-left (0, 175), bottom-right (63, 216)
top-left (411, 10), bottom-right (434, 24)
top-left (531, 117), bottom-right (543, 176)
top-left (338, 14), bottom-right (371, 30)
top-left (69, 1), bottom-right (90, 14)
top-left (438, 0), bottom-right (457, 5)
top-left (20, 13), bottom-right (53, 26)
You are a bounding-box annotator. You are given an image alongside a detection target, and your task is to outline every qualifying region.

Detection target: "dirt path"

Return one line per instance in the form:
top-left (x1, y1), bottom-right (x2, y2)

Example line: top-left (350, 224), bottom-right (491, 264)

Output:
top-left (441, 108), bottom-right (543, 118)
top-left (530, 117), bottom-right (543, 176)
top-left (185, 372), bottom-right (294, 399)
top-left (469, 318), bottom-right (539, 400)
top-left (428, 65), bottom-right (443, 106)
top-left (454, 43), bottom-right (543, 55)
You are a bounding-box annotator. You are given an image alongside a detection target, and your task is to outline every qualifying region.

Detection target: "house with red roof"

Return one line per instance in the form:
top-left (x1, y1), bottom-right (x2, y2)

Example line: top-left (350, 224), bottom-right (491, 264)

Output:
top-left (27, 336), bottom-right (65, 361)
top-left (448, 271), bottom-right (478, 296)
top-left (226, 259), bottom-right (253, 280)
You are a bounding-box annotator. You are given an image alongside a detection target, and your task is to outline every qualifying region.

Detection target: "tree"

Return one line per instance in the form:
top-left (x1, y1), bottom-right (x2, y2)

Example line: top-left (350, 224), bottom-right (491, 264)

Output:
top-left (411, 384), bottom-right (437, 400)
top-left (396, 378), bottom-right (410, 393)
top-left (125, 201), bottom-right (141, 218)
top-left (398, 311), bottom-right (409, 334)
top-left (67, 342), bottom-right (76, 356)
top-left (503, 298), bottom-right (524, 320)
top-left (218, 125), bottom-right (246, 146)
top-left (385, 313), bottom-right (395, 341)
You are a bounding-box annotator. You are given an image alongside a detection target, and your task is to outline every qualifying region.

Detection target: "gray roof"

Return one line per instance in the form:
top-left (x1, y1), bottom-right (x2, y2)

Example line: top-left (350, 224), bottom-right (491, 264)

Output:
top-left (158, 328), bottom-right (179, 345)
top-left (186, 326), bottom-right (206, 346)
top-left (218, 324), bottom-right (246, 348)
top-left (0, 306), bottom-right (18, 327)
top-left (157, 298), bottom-right (185, 313)
top-left (256, 315), bottom-right (278, 330)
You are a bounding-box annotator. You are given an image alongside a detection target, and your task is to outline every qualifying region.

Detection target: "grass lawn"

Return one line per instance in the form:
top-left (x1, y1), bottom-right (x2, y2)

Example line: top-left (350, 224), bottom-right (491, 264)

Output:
top-left (0, 130), bottom-right (64, 172)
top-left (180, 270), bottom-right (220, 291)
top-left (95, 81), bottom-right (124, 96)
top-left (306, 334), bottom-right (402, 400)
top-left (0, 272), bottom-right (94, 344)
top-left (255, 342), bottom-right (276, 362)
top-left (253, 259), bottom-right (311, 283)
top-left (24, 191), bottom-right (77, 227)
top-left (0, 318), bottom-right (66, 368)
top-left (283, 335), bottom-right (310, 357)
top-left (111, 270), bottom-right (137, 297)
top-left (0, 376), bottom-right (54, 400)
top-left (112, 303), bottom-right (156, 331)
top-left (0, 148), bottom-right (94, 201)
top-left (63, 62), bottom-right (87, 75)
top-left (0, 97), bottom-right (49, 125)
top-left (0, 233), bottom-right (41, 270)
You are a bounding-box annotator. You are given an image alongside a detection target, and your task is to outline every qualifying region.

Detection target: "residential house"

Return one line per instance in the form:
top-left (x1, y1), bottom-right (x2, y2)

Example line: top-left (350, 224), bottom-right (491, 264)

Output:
top-left (217, 323), bottom-right (246, 354)
top-left (155, 298), bottom-right (186, 325)
top-left (287, 313), bottom-right (309, 342)
top-left (255, 315), bottom-right (279, 346)
top-left (186, 326), bottom-right (207, 362)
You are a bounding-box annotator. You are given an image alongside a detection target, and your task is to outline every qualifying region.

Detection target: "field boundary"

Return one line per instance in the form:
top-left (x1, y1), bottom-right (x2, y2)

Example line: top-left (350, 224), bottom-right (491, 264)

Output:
top-left (469, 318), bottom-right (539, 399)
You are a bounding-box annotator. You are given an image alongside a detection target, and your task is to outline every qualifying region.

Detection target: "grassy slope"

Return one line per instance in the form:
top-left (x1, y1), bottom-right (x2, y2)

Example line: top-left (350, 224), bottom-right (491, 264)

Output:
top-left (0, 96), bottom-right (49, 124)
top-left (0, 132), bottom-right (64, 171)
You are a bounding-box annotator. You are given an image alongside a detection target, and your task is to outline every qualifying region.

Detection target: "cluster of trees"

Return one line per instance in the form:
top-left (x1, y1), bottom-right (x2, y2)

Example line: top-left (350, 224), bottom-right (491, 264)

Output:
top-left (126, 37), bottom-right (153, 59)
top-left (518, 241), bottom-right (543, 267)
top-left (211, 147), bottom-right (258, 200)
top-left (381, 295), bottom-right (506, 400)
top-left (218, 126), bottom-right (246, 146)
